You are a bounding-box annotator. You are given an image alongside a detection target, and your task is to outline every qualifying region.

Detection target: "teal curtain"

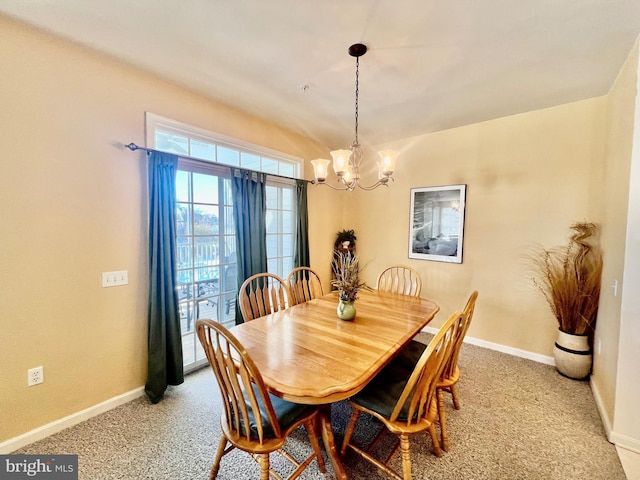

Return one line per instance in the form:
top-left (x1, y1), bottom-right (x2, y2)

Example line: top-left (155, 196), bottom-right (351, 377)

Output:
top-left (294, 179), bottom-right (310, 267)
top-left (145, 151), bottom-right (184, 404)
top-left (231, 168), bottom-right (268, 324)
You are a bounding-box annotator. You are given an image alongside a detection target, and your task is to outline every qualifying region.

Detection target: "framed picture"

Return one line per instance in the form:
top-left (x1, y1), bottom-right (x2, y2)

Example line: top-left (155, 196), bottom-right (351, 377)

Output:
top-left (409, 184), bottom-right (466, 263)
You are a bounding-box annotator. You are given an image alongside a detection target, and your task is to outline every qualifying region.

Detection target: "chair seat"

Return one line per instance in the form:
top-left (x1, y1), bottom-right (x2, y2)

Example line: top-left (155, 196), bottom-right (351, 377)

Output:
top-left (391, 339), bottom-right (427, 371)
top-left (234, 387), bottom-right (312, 440)
top-left (393, 341), bottom-right (461, 389)
top-left (350, 363), bottom-right (417, 422)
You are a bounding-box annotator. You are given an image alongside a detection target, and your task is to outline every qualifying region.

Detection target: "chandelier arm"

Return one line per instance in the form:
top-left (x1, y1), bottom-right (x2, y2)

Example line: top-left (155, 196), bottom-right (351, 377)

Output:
top-left (352, 179), bottom-right (390, 191)
top-left (310, 180), bottom-right (351, 191)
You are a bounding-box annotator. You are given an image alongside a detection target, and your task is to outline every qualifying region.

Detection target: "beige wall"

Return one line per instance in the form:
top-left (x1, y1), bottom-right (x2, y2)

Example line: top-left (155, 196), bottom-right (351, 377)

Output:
top-left (610, 40), bottom-right (640, 451)
top-left (349, 98), bottom-right (607, 356)
top-left (591, 40), bottom-right (638, 432)
top-left (0, 15), bottom-right (341, 443)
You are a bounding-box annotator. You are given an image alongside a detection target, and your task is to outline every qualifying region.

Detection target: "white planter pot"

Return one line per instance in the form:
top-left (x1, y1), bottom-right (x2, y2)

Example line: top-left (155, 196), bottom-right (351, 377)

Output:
top-left (554, 329), bottom-right (592, 379)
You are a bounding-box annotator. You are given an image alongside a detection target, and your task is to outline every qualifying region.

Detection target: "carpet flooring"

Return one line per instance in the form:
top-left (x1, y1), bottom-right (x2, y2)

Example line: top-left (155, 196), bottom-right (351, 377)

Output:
top-left (16, 334), bottom-right (626, 479)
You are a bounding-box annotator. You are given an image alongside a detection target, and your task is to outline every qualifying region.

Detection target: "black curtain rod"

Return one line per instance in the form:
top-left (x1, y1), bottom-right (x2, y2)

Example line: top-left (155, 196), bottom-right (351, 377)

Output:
top-left (125, 143), bottom-right (310, 183)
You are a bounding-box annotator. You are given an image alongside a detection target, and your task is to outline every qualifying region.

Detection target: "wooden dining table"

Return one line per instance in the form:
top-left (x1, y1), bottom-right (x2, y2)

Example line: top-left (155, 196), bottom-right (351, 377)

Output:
top-left (229, 289), bottom-right (440, 479)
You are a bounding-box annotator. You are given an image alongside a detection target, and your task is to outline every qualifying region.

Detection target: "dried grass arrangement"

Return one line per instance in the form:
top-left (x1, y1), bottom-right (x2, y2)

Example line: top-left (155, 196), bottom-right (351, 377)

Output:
top-left (531, 222), bottom-right (603, 338)
top-left (331, 251), bottom-right (368, 302)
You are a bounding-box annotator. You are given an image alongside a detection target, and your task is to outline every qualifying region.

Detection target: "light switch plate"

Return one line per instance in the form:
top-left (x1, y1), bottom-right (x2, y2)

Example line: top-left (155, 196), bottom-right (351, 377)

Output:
top-left (102, 270), bottom-right (128, 287)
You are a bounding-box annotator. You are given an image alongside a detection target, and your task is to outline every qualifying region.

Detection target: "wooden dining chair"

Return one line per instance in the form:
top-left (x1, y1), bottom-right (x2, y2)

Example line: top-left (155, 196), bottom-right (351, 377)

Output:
top-left (340, 312), bottom-right (461, 480)
top-left (286, 267), bottom-right (324, 306)
top-left (391, 290), bottom-right (479, 451)
top-left (376, 265), bottom-right (422, 297)
top-left (196, 319), bottom-right (326, 480)
top-left (238, 272), bottom-right (290, 322)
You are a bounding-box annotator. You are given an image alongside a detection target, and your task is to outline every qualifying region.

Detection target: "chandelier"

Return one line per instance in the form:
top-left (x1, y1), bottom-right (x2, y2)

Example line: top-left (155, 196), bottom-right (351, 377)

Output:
top-left (311, 43), bottom-right (399, 191)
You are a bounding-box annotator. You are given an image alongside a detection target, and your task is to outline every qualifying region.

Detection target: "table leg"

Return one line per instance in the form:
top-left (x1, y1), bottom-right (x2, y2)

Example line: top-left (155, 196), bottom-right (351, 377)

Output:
top-left (319, 405), bottom-right (348, 480)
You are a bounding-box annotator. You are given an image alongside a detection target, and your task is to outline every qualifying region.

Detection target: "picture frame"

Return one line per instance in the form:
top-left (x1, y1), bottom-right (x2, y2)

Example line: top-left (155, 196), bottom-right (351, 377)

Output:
top-left (408, 184), bottom-right (466, 263)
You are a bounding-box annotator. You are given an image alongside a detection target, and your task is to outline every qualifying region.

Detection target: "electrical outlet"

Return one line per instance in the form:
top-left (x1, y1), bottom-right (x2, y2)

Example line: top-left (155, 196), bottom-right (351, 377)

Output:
top-left (28, 366), bottom-right (44, 386)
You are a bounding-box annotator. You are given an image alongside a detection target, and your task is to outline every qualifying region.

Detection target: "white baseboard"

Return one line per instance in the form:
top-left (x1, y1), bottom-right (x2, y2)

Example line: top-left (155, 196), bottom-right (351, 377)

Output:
top-left (0, 387), bottom-right (145, 454)
top-left (422, 326), bottom-right (556, 366)
top-left (590, 378), bottom-right (614, 441)
top-left (611, 432), bottom-right (640, 454)
top-left (590, 382), bottom-right (640, 453)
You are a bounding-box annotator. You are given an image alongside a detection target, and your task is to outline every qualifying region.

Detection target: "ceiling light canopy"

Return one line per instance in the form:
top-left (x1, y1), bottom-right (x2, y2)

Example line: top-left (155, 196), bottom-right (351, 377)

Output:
top-left (311, 44), bottom-right (398, 191)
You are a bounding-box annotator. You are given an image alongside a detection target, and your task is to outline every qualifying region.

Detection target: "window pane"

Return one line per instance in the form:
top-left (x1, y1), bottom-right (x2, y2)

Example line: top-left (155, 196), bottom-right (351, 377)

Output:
top-left (279, 161), bottom-right (295, 177)
top-left (195, 266), bottom-right (219, 284)
top-left (223, 178), bottom-right (233, 205)
top-left (266, 186), bottom-right (278, 209)
top-left (266, 210), bottom-right (279, 234)
top-left (156, 130), bottom-right (189, 154)
top-left (224, 206), bottom-right (234, 234)
top-left (267, 258), bottom-right (278, 277)
top-left (266, 234), bottom-right (278, 257)
top-left (221, 264), bottom-right (237, 292)
top-left (195, 340), bottom-right (206, 362)
top-left (193, 173), bottom-right (218, 204)
top-left (194, 236), bottom-right (219, 266)
top-left (221, 292), bottom-right (236, 326)
top-left (218, 146), bottom-right (240, 166)
top-left (193, 205), bottom-right (219, 235)
top-left (282, 257), bottom-right (293, 276)
top-left (176, 237), bottom-right (192, 269)
top-left (282, 211), bottom-right (293, 234)
top-left (262, 158), bottom-right (278, 174)
top-left (222, 235), bottom-right (236, 262)
top-left (241, 152), bottom-right (261, 170)
top-left (177, 269), bottom-right (193, 288)
top-left (196, 278), bottom-right (219, 300)
top-left (176, 203), bottom-right (191, 236)
top-left (282, 187), bottom-right (293, 210)
top-left (180, 302), bottom-right (195, 336)
top-left (175, 171), bottom-right (190, 202)
top-left (190, 139), bottom-right (215, 161)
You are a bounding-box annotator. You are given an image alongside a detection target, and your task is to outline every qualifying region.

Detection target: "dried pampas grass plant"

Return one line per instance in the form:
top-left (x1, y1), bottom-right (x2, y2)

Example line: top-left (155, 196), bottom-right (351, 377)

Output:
top-left (331, 251), bottom-right (369, 302)
top-left (531, 222), bottom-right (603, 338)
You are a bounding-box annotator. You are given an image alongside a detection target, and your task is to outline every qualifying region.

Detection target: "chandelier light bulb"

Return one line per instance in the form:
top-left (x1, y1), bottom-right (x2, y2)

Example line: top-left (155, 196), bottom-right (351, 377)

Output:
top-left (310, 159), bottom-right (331, 182)
top-left (378, 150), bottom-right (399, 177)
top-left (330, 149), bottom-right (352, 176)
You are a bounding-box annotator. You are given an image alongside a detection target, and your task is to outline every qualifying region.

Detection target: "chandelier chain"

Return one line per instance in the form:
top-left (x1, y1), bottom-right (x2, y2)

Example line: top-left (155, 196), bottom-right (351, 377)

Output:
top-left (354, 56), bottom-right (359, 145)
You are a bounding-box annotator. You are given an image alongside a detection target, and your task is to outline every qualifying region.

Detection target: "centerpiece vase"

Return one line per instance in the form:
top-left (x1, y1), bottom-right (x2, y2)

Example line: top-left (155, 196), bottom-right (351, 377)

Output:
top-left (337, 299), bottom-right (357, 321)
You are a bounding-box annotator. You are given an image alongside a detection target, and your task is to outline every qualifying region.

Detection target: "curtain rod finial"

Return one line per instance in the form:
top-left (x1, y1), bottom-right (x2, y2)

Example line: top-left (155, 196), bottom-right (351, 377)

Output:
top-left (125, 143), bottom-right (139, 151)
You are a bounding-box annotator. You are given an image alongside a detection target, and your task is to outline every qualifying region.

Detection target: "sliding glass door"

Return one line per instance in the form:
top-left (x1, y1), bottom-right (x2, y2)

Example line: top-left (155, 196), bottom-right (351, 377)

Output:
top-left (175, 170), bottom-right (236, 370)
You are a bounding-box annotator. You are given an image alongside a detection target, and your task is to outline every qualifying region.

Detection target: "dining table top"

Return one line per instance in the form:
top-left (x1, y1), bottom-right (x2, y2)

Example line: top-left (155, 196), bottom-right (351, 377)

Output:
top-left (229, 289), bottom-right (440, 405)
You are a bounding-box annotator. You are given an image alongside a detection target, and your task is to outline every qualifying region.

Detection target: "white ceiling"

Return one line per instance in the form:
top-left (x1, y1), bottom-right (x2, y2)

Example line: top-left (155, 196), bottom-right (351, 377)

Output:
top-left (1, 0), bottom-right (640, 149)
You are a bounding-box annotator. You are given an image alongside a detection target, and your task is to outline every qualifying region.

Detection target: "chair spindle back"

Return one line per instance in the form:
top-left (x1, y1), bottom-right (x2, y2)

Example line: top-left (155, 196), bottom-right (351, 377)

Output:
top-left (376, 265), bottom-right (422, 297)
top-left (239, 273), bottom-right (290, 321)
